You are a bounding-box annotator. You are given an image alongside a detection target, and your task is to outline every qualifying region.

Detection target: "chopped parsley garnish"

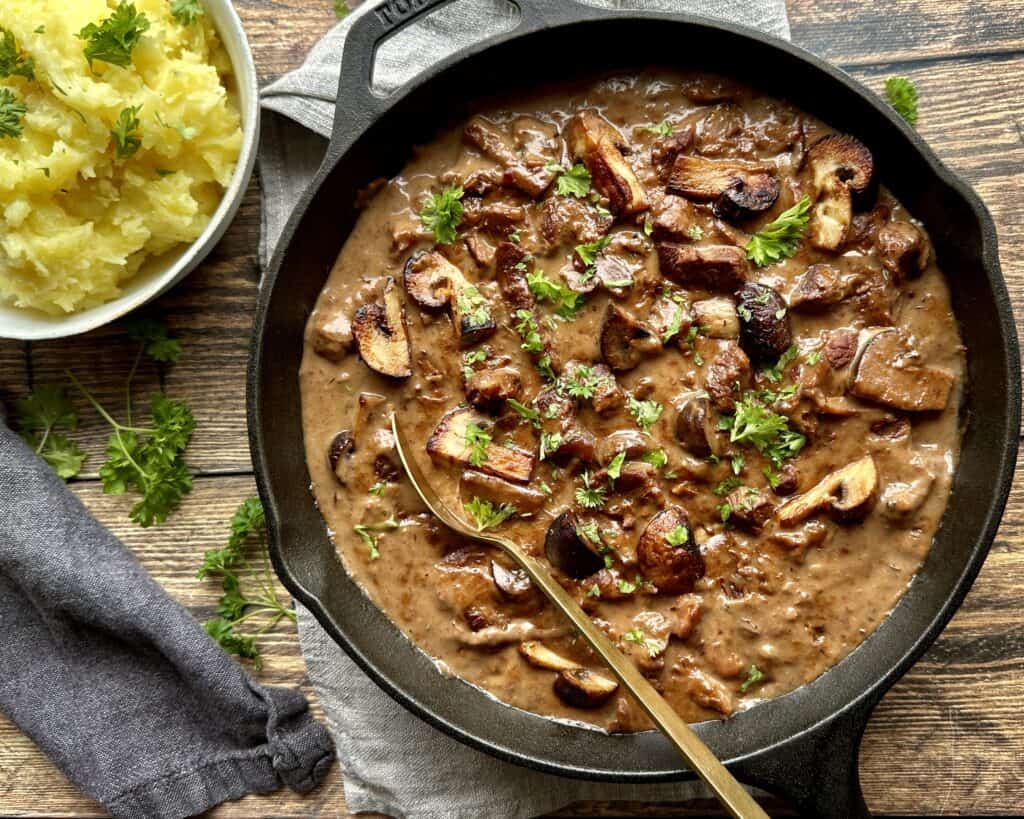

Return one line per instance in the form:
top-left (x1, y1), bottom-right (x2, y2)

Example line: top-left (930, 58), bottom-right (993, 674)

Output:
top-left (764, 345), bottom-right (799, 383)
top-left (513, 309), bottom-right (544, 355)
top-left (527, 269), bottom-right (585, 318)
top-left (642, 449), bottom-right (667, 469)
top-left (539, 431), bottom-right (562, 461)
top-left (536, 355), bottom-right (556, 383)
top-left (154, 111), bottom-right (197, 140)
top-left (456, 285), bottom-right (491, 326)
top-left (578, 520), bottom-right (601, 544)
top-left (464, 496), bottom-right (517, 531)
top-left (419, 185), bottom-right (464, 244)
top-left (642, 120), bottom-right (673, 137)
top-left (111, 105), bottom-right (142, 159)
top-left (746, 195), bottom-right (811, 267)
top-left (0, 88), bottom-right (26, 138)
top-left (170, 0), bottom-right (204, 25)
top-left (617, 577), bottom-right (638, 594)
top-left (12, 386), bottom-right (86, 480)
top-left (507, 398), bottom-right (540, 426)
top-left (643, 218), bottom-right (653, 237)
top-left (575, 472), bottom-right (606, 509)
top-left (464, 422), bottom-right (492, 467)
top-left (508, 228), bottom-right (521, 243)
top-left (606, 452), bottom-right (626, 484)
top-left (731, 454), bottom-right (745, 475)
top-left (719, 394), bottom-right (806, 468)
top-left (79, 2), bottom-right (150, 69)
top-left (555, 162), bottom-right (592, 198)
top-left (627, 396), bottom-right (663, 432)
top-left (688, 225), bottom-right (704, 241)
top-left (0, 27), bottom-right (35, 79)
top-left (740, 664), bottom-right (766, 693)
top-left (574, 234), bottom-right (612, 274)
top-left (587, 584), bottom-right (601, 598)
top-left (666, 525), bottom-right (689, 547)
top-left (884, 76), bottom-right (918, 125)
top-left (624, 627), bottom-right (659, 657)
top-left (353, 517), bottom-right (399, 560)
top-left (333, 0), bottom-right (350, 18)
top-left (714, 477), bottom-right (742, 497)
top-left (368, 482), bottom-right (387, 496)
top-left (662, 304), bottom-right (686, 344)
top-left (806, 350), bottom-right (822, 366)
top-left (763, 465), bottom-right (782, 488)
top-left (560, 365), bottom-right (609, 400)
top-left (462, 348), bottom-right (487, 379)
top-left (718, 502), bottom-right (732, 523)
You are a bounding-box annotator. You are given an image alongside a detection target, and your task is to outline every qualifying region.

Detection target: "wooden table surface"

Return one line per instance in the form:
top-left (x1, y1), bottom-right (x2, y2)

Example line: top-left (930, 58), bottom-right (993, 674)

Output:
top-left (2, 1), bottom-right (1023, 816)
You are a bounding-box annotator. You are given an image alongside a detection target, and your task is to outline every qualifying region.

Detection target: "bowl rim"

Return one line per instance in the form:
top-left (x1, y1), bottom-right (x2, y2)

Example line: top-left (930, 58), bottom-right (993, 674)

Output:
top-left (0, 0), bottom-right (260, 341)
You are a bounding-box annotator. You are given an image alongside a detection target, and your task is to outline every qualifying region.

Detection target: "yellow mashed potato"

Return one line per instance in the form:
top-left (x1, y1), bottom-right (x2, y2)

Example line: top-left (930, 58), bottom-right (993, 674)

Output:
top-left (0, 0), bottom-right (242, 315)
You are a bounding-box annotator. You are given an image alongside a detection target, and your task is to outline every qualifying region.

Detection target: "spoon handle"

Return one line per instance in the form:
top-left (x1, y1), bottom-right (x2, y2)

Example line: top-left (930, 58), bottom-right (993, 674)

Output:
top-left (501, 544), bottom-right (769, 819)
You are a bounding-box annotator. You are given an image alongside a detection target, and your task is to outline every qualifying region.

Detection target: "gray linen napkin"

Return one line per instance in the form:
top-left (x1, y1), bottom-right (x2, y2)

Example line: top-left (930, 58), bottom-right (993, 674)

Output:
top-left (0, 418), bottom-right (334, 818)
top-left (259, 2), bottom-right (789, 816)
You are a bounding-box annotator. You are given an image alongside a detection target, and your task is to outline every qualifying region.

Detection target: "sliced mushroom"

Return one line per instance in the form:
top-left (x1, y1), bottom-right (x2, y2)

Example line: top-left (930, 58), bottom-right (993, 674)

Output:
top-left (600, 305), bottom-right (661, 372)
top-left (668, 155), bottom-right (779, 221)
top-left (850, 330), bottom-right (954, 412)
top-left (403, 250), bottom-right (463, 311)
top-left (328, 430), bottom-right (356, 484)
top-left (736, 282), bottom-right (792, 363)
top-left (352, 277), bottom-right (413, 378)
top-left (491, 561), bottom-right (537, 602)
top-left (637, 507), bottom-right (705, 594)
top-left (674, 393), bottom-right (718, 457)
top-left (596, 429), bottom-right (653, 465)
top-left (554, 668), bottom-right (619, 708)
top-left (519, 641), bottom-right (580, 672)
top-left (777, 455), bottom-right (878, 526)
top-left (692, 298), bottom-right (740, 339)
top-left (465, 366), bottom-right (521, 412)
top-left (451, 282), bottom-right (497, 347)
top-left (545, 511), bottom-right (604, 579)
top-left (657, 243), bottom-right (748, 291)
top-left (566, 111), bottom-right (648, 215)
top-left (875, 220), bottom-right (929, 282)
top-left (805, 133), bottom-right (874, 251)
top-left (724, 487), bottom-right (774, 532)
top-left (462, 471), bottom-right (547, 514)
top-left (426, 406), bottom-right (535, 483)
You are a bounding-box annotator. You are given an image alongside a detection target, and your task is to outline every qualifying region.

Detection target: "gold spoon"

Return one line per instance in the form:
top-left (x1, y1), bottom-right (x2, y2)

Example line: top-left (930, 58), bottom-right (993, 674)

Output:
top-left (391, 415), bottom-right (768, 819)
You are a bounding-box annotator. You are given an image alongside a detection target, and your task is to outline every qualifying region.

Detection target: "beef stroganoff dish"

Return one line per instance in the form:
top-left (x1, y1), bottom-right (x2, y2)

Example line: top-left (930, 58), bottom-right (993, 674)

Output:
top-left (300, 71), bottom-right (963, 730)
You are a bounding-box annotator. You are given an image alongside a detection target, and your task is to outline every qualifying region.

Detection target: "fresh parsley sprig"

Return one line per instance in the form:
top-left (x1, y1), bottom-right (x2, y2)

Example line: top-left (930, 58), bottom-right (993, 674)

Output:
top-left (550, 162), bottom-right (591, 198)
top-left (465, 496), bottom-right (517, 531)
top-left (199, 497), bottom-right (297, 666)
top-left (627, 396), bottom-right (663, 432)
top-left (12, 386), bottom-right (86, 479)
top-left (464, 421), bottom-right (491, 467)
top-left (719, 393), bottom-right (805, 468)
top-left (885, 76), bottom-right (918, 125)
top-left (420, 185), bottom-right (464, 244)
top-left (527, 269), bottom-right (585, 318)
top-left (0, 88), bottom-right (26, 139)
top-left (170, 0), bottom-right (205, 26)
top-left (78, 1), bottom-right (150, 70)
top-left (746, 195), bottom-right (811, 267)
top-left (0, 27), bottom-right (35, 80)
top-left (111, 105), bottom-right (142, 160)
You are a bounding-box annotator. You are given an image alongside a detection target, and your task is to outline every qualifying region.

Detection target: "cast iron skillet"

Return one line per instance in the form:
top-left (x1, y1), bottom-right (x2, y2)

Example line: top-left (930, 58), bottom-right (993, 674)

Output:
top-left (248, 1), bottom-right (1020, 815)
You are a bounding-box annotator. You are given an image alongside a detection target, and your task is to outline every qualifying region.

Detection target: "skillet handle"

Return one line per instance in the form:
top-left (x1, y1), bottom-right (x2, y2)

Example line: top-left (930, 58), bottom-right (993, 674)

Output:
top-left (732, 695), bottom-right (879, 818)
top-left (330, 0), bottom-right (598, 152)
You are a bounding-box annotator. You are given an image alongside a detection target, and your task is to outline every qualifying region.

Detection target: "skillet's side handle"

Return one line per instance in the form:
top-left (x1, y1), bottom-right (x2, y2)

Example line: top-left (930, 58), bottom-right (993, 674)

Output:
top-left (733, 696), bottom-right (879, 818)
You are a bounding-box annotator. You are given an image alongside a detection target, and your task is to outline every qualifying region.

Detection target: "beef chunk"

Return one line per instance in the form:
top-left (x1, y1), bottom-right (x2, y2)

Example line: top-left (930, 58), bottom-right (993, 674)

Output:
top-left (651, 128), bottom-right (695, 180)
top-left (657, 243), bottom-right (748, 291)
top-left (790, 264), bottom-right (850, 312)
top-left (824, 329), bottom-right (858, 369)
top-left (876, 221), bottom-right (929, 282)
top-left (649, 191), bottom-right (699, 241)
top-left (850, 330), bottom-right (954, 412)
top-left (494, 241), bottom-right (533, 310)
top-left (463, 116), bottom-right (556, 197)
top-left (310, 306), bottom-right (354, 361)
top-left (540, 195), bottom-right (613, 248)
top-left (465, 366), bottom-right (521, 412)
top-left (600, 305), bottom-right (660, 371)
top-left (704, 342), bottom-right (752, 412)
top-left (462, 198), bottom-right (526, 233)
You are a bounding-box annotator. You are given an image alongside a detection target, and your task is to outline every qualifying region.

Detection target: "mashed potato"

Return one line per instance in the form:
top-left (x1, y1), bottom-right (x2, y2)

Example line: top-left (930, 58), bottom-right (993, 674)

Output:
top-left (0, 0), bottom-right (242, 314)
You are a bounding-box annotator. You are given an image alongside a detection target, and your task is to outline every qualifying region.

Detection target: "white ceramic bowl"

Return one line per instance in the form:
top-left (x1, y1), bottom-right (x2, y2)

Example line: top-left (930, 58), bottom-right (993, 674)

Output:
top-left (0, 0), bottom-right (260, 340)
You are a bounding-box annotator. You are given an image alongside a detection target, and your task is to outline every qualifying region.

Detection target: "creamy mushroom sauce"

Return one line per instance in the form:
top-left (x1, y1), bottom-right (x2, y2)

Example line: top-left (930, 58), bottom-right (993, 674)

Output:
top-left (300, 71), bottom-right (963, 730)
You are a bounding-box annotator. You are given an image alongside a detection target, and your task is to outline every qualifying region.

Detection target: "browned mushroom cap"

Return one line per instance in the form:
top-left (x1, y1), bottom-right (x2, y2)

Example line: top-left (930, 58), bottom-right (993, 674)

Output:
top-left (805, 133), bottom-right (874, 251)
top-left (403, 250), bottom-right (461, 311)
top-left (637, 507), bottom-right (705, 594)
top-left (450, 280), bottom-right (497, 347)
top-left (674, 393), bottom-right (718, 458)
top-left (657, 243), bottom-right (748, 292)
top-left (667, 155), bottom-right (780, 222)
top-left (462, 471), bottom-right (547, 514)
top-left (328, 430), bottom-right (356, 484)
top-left (736, 282), bottom-right (793, 363)
top-left (519, 641), bottom-right (580, 672)
top-left (850, 330), bottom-right (954, 412)
top-left (596, 429), bottom-right (654, 465)
top-left (600, 305), bottom-right (661, 372)
top-left (491, 561), bottom-right (537, 603)
top-left (566, 111), bottom-right (648, 215)
top-left (352, 277), bottom-right (413, 378)
top-left (545, 511), bottom-right (604, 579)
top-left (553, 668), bottom-right (619, 708)
top-left (724, 487), bottom-right (775, 532)
top-left (692, 297), bottom-right (740, 339)
top-left (875, 221), bottom-right (929, 282)
top-left (777, 455), bottom-right (878, 526)
top-left (713, 175), bottom-right (783, 222)
top-left (427, 406), bottom-right (535, 483)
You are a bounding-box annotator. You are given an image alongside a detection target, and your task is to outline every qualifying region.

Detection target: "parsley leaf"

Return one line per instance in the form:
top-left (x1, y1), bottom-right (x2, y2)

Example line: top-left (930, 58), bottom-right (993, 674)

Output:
top-left (575, 235), bottom-right (612, 271)
top-left (0, 88), bottom-right (26, 138)
top-left (606, 451), bottom-right (626, 484)
top-left (462, 348), bottom-right (487, 380)
top-left (333, 0), bottom-right (350, 18)
top-left (539, 431), bottom-right (562, 461)
top-left (714, 477), bottom-right (742, 496)
top-left (642, 449), bottom-right (667, 469)
top-left (587, 584), bottom-right (601, 598)
top-left (506, 398), bottom-right (540, 427)
top-left (617, 577), bottom-right (638, 594)
top-left (12, 386), bottom-right (86, 480)
top-left (512, 309), bottom-right (544, 355)
top-left (560, 365), bottom-right (609, 401)
top-left (719, 393), bottom-right (806, 468)
top-left (764, 345), bottom-right (798, 384)
top-left (740, 664), bottom-right (766, 693)
top-left (624, 627), bottom-right (660, 657)
top-left (170, 0), bottom-right (205, 26)
top-left (420, 185), bottom-right (464, 244)
top-left (0, 27), bottom-right (34, 79)
top-left (464, 422), bottom-right (492, 467)
top-left (555, 163), bottom-right (592, 198)
top-left (746, 195), bottom-right (811, 267)
top-left (575, 472), bottom-right (606, 509)
top-left (464, 496), bottom-right (517, 531)
top-left (78, 2), bottom-right (150, 69)
top-left (662, 304), bottom-right (686, 344)
top-left (642, 120), bottom-right (673, 137)
top-left (806, 350), bottom-right (822, 366)
top-left (666, 525), bottom-right (689, 547)
top-left (527, 269), bottom-right (585, 318)
top-left (123, 316), bottom-right (183, 363)
top-left (688, 225), bottom-right (704, 241)
top-left (885, 76), bottom-right (918, 126)
top-left (353, 516), bottom-right (399, 560)
top-left (111, 105), bottom-right (142, 160)
top-left (627, 396), bottom-right (663, 432)
top-left (578, 520), bottom-right (601, 544)
top-left (455, 284), bottom-right (491, 326)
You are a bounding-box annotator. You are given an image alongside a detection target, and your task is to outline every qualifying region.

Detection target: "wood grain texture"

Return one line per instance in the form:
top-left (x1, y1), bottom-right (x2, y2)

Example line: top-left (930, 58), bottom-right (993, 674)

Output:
top-left (0, 0), bottom-right (1022, 816)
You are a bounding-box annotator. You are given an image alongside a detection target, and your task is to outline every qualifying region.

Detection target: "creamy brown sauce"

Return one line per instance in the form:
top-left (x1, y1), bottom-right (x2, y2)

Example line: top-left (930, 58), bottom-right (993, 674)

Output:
top-left (299, 71), bottom-right (963, 731)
